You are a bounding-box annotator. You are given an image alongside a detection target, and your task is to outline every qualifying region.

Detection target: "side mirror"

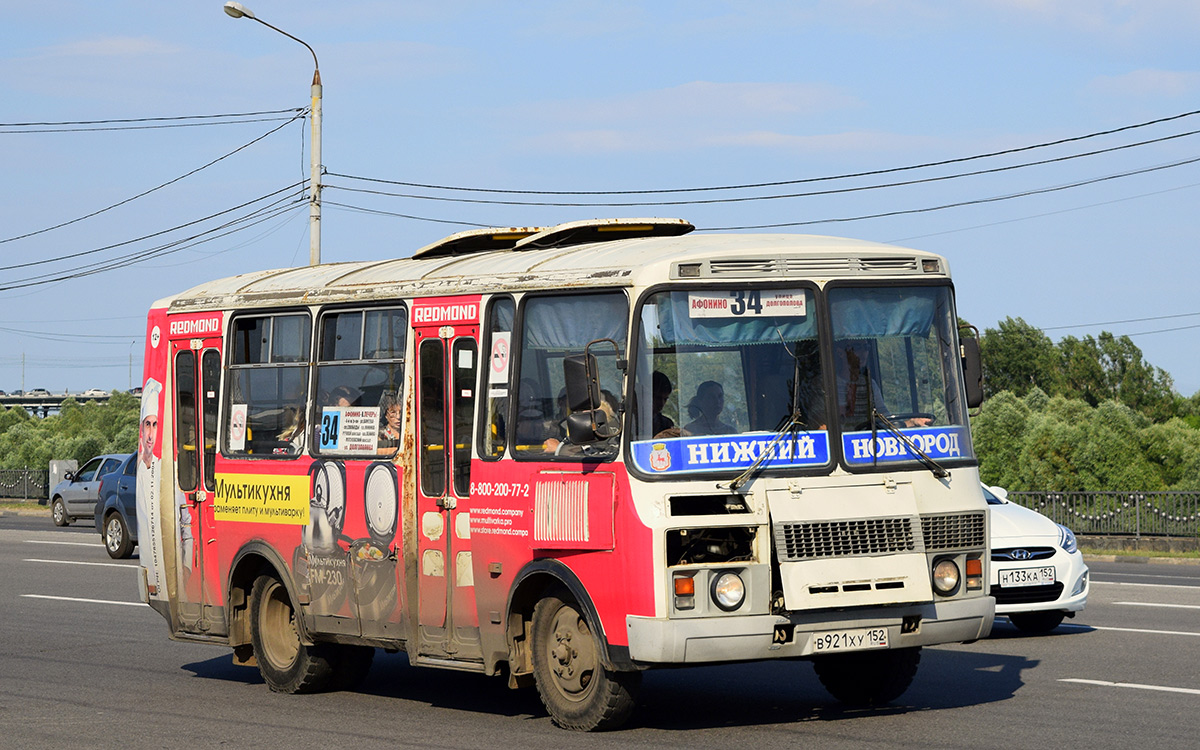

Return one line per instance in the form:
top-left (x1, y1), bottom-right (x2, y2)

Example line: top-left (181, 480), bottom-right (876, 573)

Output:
top-left (64, 471), bottom-right (75, 482)
top-left (960, 333), bottom-right (983, 408)
top-left (561, 340), bottom-right (622, 446)
top-left (563, 353), bottom-right (601, 413)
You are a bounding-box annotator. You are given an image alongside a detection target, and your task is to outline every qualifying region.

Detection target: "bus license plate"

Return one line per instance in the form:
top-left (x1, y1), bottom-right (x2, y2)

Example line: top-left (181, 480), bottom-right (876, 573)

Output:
top-left (999, 566), bottom-right (1056, 587)
top-left (811, 626), bottom-right (889, 653)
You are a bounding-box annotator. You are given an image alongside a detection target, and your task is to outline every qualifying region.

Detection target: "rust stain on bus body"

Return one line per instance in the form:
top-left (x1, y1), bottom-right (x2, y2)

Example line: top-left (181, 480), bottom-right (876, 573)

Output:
top-left (398, 380), bottom-right (421, 642)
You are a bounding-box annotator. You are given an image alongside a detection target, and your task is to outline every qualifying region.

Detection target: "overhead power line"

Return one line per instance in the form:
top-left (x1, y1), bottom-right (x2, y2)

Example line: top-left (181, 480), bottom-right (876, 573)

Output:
top-left (0, 180), bottom-right (305, 273)
top-left (0, 184), bottom-right (306, 292)
top-left (0, 113), bottom-right (306, 247)
top-left (329, 106), bottom-right (1200, 196)
top-left (1040, 311), bottom-right (1200, 332)
top-left (0, 108), bottom-right (304, 134)
top-left (701, 154), bottom-right (1200, 230)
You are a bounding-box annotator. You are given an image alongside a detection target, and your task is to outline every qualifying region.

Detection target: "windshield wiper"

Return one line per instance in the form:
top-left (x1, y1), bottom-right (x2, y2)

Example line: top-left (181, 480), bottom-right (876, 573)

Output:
top-left (870, 410), bottom-right (949, 479)
top-left (723, 412), bottom-right (806, 492)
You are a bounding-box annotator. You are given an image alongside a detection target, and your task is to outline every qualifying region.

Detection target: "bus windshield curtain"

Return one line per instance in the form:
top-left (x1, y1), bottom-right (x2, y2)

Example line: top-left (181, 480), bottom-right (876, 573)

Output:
top-left (522, 294), bottom-right (627, 349)
top-left (830, 287), bottom-right (939, 338)
top-left (653, 292), bottom-right (815, 346)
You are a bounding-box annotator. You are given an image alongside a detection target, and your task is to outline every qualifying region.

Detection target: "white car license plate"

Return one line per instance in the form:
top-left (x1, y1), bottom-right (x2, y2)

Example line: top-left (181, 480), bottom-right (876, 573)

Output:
top-left (999, 566), bottom-right (1056, 587)
top-left (811, 626), bottom-right (889, 653)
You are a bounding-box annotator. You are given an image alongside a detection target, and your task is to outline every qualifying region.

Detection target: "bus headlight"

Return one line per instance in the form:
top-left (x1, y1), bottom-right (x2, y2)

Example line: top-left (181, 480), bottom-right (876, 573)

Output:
top-left (711, 571), bottom-right (746, 611)
top-left (932, 559), bottom-right (960, 596)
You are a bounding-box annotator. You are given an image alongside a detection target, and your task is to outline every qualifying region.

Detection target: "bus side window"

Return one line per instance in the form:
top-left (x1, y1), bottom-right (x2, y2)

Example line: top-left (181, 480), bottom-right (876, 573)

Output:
top-left (513, 291), bottom-right (628, 460)
top-left (479, 296), bottom-right (514, 459)
top-left (224, 312), bottom-right (312, 458)
top-left (312, 306), bottom-right (407, 459)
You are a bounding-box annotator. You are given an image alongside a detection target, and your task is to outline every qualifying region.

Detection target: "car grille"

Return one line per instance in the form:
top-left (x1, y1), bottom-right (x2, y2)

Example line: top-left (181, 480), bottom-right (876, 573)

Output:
top-left (991, 582), bottom-right (1064, 604)
top-left (992, 546), bottom-right (1056, 562)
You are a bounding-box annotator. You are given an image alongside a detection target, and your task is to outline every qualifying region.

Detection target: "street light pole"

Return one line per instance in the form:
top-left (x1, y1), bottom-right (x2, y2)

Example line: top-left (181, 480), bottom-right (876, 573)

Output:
top-left (223, 2), bottom-right (322, 266)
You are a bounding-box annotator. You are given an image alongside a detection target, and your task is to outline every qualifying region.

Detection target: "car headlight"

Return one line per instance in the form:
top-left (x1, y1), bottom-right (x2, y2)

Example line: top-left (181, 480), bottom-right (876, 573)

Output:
top-left (711, 571), bottom-right (746, 611)
top-left (932, 558), bottom-right (960, 595)
top-left (1057, 524), bottom-right (1078, 554)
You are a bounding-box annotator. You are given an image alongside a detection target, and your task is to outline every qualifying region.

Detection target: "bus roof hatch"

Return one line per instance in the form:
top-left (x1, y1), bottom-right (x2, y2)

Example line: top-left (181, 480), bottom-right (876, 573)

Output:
top-left (411, 226), bottom-right (545, 259)
top-left (513, 217), bottom-right (694, 251)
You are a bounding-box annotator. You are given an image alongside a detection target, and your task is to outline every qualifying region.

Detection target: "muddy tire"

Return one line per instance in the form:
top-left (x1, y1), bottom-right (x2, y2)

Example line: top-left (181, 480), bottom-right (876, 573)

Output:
top-left (249, 574), bottom-right (335, 694)
top-left (813, 646), bottom-right (921, 707)
top-left (531, 589), bottom-right (639, 731)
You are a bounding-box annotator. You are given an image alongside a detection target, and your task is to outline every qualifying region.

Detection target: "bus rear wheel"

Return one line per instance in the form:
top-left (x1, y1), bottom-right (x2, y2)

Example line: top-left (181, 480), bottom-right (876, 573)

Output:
top-left (249, 574), bottom-right (335, 694)
top-left (813, 646), bottom-right (921, 707)
top-left (530, 589), bottom-right (640, 731)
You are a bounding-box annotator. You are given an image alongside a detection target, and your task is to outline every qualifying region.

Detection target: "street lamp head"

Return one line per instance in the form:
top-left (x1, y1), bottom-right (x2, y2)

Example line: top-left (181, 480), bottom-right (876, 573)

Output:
top-left (223, 2), bottom-right (256, 20)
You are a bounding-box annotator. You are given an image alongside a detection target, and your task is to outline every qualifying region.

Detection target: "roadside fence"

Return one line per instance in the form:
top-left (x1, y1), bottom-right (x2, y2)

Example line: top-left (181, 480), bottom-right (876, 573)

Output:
top-left (1009, 491), bottom-right (1200, 538)
top-left (0, 468), bottom-right (50, 501)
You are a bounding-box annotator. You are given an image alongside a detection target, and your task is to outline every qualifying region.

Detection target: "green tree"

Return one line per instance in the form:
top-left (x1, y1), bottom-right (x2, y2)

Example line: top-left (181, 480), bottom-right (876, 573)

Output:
top-left (0, 396), bottom-right (139, 469)
top-left (980, 317), bottom-right (1060, 398)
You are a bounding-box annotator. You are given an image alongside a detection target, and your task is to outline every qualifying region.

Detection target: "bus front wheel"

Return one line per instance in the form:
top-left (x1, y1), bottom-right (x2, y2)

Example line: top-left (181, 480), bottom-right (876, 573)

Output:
top-left (249, 574), bottom-right (335, 694)
top-left (813, 646), bottom-right (921, 707)
top-left (530, 589), bottom-right (640, 731)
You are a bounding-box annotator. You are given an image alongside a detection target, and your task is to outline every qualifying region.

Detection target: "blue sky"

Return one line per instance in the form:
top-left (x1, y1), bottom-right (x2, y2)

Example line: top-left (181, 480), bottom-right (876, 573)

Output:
top-left (2, 1), bottom-right (1199, 396)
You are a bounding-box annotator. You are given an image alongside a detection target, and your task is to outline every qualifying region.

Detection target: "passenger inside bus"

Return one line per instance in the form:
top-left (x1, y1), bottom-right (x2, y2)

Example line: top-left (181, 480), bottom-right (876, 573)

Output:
top-left (377, 392), bottom-right (401, 454)
top-left (682, 380), bottom-right (736, 436)
top-left (542, 389), bottom-right (620, 457)
top-left (276, 405), bottom-right (306, 454)
top-left (327, 385), bottom-right (360, 407)
top-left (835, 341), bottom-right (931, 429)
top-left (651, 370), bottom-right (675, 438)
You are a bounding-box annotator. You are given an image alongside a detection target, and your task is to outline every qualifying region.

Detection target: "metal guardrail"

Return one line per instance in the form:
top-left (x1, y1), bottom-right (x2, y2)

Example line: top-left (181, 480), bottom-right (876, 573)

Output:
top-left (0, 469), bottom-right (50, 500)
top-left (1009, 491), bottom-right (1200, 538)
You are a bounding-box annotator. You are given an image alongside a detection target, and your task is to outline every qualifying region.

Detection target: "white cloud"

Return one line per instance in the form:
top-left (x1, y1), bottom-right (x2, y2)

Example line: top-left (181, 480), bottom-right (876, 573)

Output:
top-left (511, 80), bottom-right (881, 154)
top-left (1088, 69), bottom-right (1200, 99)
top-left (538, 80), bottom-right (859, 126)
top-left (37, 36), bottom-right (181, 58)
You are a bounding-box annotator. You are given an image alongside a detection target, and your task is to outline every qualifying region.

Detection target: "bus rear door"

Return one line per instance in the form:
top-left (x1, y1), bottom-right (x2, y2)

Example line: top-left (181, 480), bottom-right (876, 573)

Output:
top-left (169, 321), bottom-right (223, 633)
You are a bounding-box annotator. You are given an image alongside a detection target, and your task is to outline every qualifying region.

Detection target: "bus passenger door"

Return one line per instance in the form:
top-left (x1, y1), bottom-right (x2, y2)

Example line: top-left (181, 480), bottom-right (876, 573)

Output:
top-left (172, 340), bottom-right (222, 631)
top-left (413, 321), bottom-right (482, 661)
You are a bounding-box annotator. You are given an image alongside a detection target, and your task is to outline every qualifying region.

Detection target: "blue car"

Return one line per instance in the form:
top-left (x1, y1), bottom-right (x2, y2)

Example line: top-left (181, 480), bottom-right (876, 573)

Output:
top-left (94, 453), bottom-right (138, 559)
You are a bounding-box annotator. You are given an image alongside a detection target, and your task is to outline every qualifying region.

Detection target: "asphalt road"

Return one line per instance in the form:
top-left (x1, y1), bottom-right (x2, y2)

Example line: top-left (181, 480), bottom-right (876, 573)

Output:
top-left (2, 513), bottom-right (1199, 750)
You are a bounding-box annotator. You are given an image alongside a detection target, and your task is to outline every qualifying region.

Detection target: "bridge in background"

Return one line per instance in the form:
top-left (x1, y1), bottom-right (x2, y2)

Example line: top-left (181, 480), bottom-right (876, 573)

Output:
top-left (0, 392), bottom-right (115, 417)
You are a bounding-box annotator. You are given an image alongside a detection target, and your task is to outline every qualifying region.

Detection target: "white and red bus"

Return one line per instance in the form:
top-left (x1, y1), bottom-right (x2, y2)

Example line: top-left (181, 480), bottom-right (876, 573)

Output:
top-left (136, 218), bottom-right (992, 731)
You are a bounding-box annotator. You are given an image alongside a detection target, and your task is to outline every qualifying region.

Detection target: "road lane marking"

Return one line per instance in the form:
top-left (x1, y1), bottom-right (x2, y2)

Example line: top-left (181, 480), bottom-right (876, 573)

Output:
top-left (1113, 601), bottom-right (1200, 610)
top-left (25, 539), bottom-right (104, 548)
top-left (24, 558), bottom-right (135, 569)
top-left (1091, 581), bottom-right (1199, 591)
top-left (1097, 572), bottom-right (1200, 581)
top-left (1060, 623), bottom-right (1200, 637)
top-left (20, 594), bottom-right (145, 607)
top-left (1060, 678), bottom-right (1200, 696)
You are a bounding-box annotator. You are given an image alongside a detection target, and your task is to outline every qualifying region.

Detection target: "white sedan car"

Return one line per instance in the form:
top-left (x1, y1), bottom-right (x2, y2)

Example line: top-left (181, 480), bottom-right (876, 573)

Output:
top-left (985, 484), bottom-right (1089, 633)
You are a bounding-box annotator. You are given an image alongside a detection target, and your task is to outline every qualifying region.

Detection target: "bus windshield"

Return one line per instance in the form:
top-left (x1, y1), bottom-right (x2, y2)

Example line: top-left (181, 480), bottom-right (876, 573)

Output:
top-left (630, 284), bottom-right (972, 476)
top-left (828, 284), bottom-right (973, 469)
top-left (631, 287), bottom-right (828, 476)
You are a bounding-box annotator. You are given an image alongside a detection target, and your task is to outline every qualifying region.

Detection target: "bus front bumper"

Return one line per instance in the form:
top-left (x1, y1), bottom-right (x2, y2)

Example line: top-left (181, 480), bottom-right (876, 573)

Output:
top-left (625, 596), bottom-right (994, 664)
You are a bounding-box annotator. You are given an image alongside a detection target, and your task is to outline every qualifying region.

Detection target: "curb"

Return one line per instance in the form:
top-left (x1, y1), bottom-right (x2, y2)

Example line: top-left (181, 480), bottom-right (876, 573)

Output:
top-left (1082, 553), bottom-right (1200, 566)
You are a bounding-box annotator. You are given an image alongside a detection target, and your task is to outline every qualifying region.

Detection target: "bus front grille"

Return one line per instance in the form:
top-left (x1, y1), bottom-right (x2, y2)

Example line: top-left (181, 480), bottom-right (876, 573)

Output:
top-left (774, 517), bottom-right (916, 561)
top-left (920, 512), bottom-right (986, 551)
